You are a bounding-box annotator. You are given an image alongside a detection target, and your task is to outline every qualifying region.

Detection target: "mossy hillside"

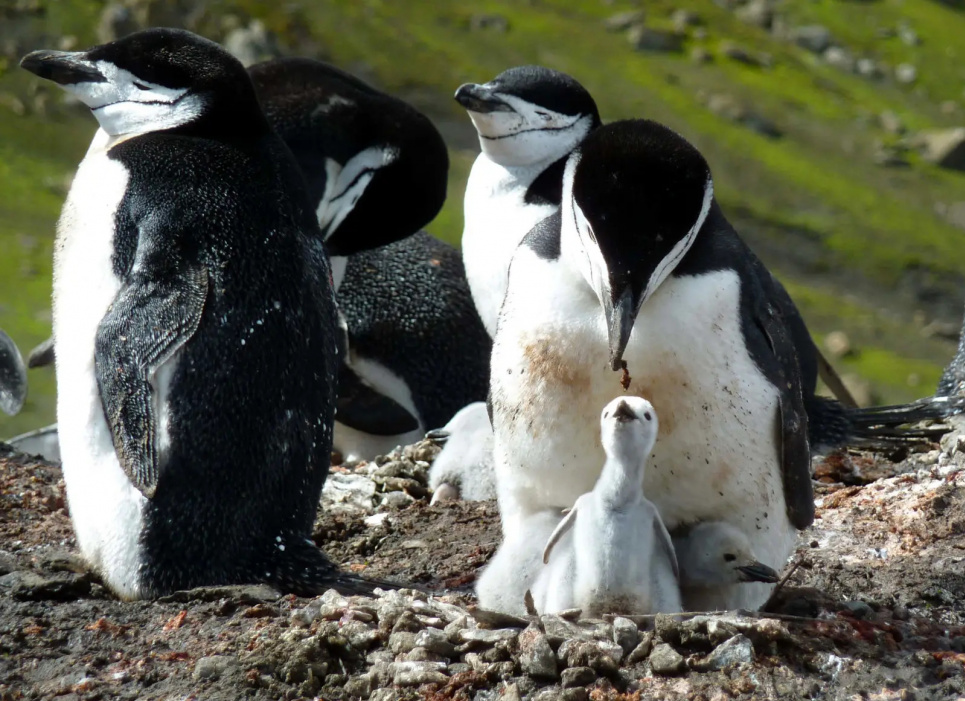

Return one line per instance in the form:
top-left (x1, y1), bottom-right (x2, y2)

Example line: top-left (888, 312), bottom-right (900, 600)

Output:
top-left (1, 0), bottom-right (963, 437)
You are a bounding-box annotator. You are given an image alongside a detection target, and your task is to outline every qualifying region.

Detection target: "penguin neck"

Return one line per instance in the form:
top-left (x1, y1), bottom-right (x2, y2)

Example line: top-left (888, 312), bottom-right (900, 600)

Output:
top-left (594, 456), bottom-right (645, 510)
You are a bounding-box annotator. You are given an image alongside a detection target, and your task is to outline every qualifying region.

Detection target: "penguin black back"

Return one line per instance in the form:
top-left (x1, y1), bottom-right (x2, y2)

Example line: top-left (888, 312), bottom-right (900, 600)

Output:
top-left (249, 57), bottom-right (449, 255)
top-left (337, 231), bottom-right (491, 431)
top-left (22, 28), bottom-right (377, 598)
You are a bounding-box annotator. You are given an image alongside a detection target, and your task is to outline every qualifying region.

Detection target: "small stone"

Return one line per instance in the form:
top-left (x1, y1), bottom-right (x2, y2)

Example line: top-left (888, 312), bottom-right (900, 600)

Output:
top-left (558, 639), bottom-right (623, 673)
top-left (457, 628), bottom-right (518, 645)
top-left (0, 571), bottom-right (91, 601)
top-left (381, 491), bottom-right (415, 509)
top-left (702, 634), bottom-right (754, 670)
top-left (518, 627), bottom-right (558, 679)
top-left (895, 63), bottom-right (917, 85)
top-left (671, 9), bottom-right (701, 32)
top-left (342, 620), bottom-right (381, 650)
top-left (917, 127), bottom-right (965, 171)
top-left (879, 111), bottom-right (906, 135)
top-left (654, 614), bottom-right (682, 645)
top-left (193, 655), bottom-right (239, 681)
top-left (649, 643), bottom-right (685, 675)
top-left (735, 0), bottom-right (774, 29)
top-left (628, 26), bottom-right (684, 53)
top-left (625, 633), bottom-right (654, 664)
top-left (391, 661), bottom-right (448, 685)
top-left (897, 22), bottom-right (921, 47)
top-left (388, 631), bottom-right (419, 655)
top-left (856, 58), bottom-right (882, 79)
top-left (502, 682), bottom-right (523, 701)
top-left (369, 689), bottom-right (400, 701)
top-left (612, 617), bottom-right (640, 657)
top-left (603, 10), bottom-right (644, 32)
top-left (823, 331), bottom-right (852, 359)
top-left (470, 13), bottom-right (509, 32)
top-left (415, 628), bottom-right (457, 658)
top-left (823, 46), bottom-right (855, 73)
top-left (540, 615), bottom-right (584, 644)
top-left (561, 666), bottom-right (596, 688)
top-left (561, 690), bottom-right (588, 701)
top-left (691, 47), bottom-right (713, 64)
top-left (720, 41), bottom-right (764, 67)
top-left (843, 601), bottom-right (873, 619)
top-left (791, 25), bottom-right (832, 54)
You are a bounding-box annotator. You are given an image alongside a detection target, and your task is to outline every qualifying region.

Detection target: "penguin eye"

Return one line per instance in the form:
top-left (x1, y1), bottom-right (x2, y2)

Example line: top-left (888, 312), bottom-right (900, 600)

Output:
top-left (644, 412), bottom-right (652, 421)
top-left (535, 111), bottom-right (552, 121)
top-left (723, 553), bottom-right (737, 562)
top-left (133, 81), bottom-right (152, 91)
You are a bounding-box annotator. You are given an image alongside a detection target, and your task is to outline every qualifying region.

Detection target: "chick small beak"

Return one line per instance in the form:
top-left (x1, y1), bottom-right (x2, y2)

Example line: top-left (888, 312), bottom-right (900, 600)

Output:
top-left (20, 50), bottom-right (105, 85)
top-left (612, 400), bottom-right (636, 423)
top-left (454, 83), bottom-right (512, 113)
top-left (736, 562), bottom-right (780, 584)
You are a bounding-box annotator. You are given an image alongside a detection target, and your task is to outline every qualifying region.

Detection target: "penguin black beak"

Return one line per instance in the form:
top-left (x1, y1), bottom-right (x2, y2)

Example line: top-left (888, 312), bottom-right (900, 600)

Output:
top-left (606, 287), bottom-right (642, 372)
top-left (454, 83), bottom-right (512, 113)
top-left (424, 428), bottom-right (450, 446)
top-left (736, 562), bottom-right (780, 584)
top-left (20, 50), bottom-right (106, 85)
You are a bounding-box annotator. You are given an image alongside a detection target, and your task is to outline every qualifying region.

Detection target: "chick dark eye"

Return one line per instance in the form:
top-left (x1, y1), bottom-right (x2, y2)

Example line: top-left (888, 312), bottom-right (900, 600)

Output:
top-left (536, 111), bottom-right (551, 121)
top-left (723, 553), bottom-right (737, 562)
top-left (644, 412), bottom-right (652, 421)
top-left (133, 81), bottom-right (151, 91)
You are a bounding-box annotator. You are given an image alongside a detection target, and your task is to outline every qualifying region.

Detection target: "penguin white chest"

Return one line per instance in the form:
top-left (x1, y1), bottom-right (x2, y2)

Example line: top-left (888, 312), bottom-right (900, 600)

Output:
top-left (492, 264), bottom-right (795, 576)
top-left (53, 132), bottom-right (147, 600)
top-left (462, 155), bottom-right (555, 336)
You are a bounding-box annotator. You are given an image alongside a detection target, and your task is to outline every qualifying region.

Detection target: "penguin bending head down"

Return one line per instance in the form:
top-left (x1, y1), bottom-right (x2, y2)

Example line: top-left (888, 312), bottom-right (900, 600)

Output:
top-left (485, 119), bottom-right (814, 613)
top-left (456, 65), bottom-right (600, 336)
top-left (0, 329), bottom-right (27, 416)
top-left (250, 58), bottom-right (490, 461)
top-left (20, 28), bottom-right (379, 599)
top-left (530, 397), bottom-right (682, 617)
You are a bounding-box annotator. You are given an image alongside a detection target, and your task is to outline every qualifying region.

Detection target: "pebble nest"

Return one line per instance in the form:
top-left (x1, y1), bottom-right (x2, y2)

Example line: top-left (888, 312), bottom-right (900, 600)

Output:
top-left (3, 423), bottom-right (965, 700)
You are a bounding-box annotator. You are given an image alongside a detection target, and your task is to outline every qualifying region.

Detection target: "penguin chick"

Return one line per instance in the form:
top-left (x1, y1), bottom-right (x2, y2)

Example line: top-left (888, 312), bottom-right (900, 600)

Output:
top-left (673, 521), bottom-right (780, 612)
top-left (532, 397), bottom-right (682, 617)
top-left (20, 28), bottom-right (386, 600)
top-left (427, 401), bottom-right (495, 503)
top-left (0, 329), bottom-right (27, 416)
top-left (456, 65), bottom-right (600, 336)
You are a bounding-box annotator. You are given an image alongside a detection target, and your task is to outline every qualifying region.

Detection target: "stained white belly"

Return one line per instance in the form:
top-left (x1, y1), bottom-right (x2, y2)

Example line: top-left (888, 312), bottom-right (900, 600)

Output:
top-left (53, 130), bottom-right (147, 600)
top-left (462, 155), bottom-right (555, 337)
top-left (492, 266), bottom-right (796, 587)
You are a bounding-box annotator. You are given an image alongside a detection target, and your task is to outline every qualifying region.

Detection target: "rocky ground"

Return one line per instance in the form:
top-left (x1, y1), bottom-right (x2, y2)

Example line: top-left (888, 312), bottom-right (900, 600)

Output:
top-left (4, 423), bottom-right (965, 700)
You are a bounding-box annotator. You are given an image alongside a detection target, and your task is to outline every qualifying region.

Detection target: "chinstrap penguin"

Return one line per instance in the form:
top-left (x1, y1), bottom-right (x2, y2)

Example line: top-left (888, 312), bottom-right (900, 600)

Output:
top-left (21, 28), bottom-right (385, 599)
top-left (485, 118), bottom-right (960, 614)
top-left (456, 65), bottom-right (600, 337)
top-left (531, 397), bottom-right (682, 617)
top-left (427, 401), bottom-right (495, 503)
top-left (250, 58), bottom-right (490, 460)
top-left (672, 521), bottom-right (779, 612)
top-left (0, 329), bottom-right (27, 416)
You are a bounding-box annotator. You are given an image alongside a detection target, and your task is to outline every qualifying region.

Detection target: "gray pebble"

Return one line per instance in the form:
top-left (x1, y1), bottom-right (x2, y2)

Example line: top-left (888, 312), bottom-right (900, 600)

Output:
top-left (649, 643), bottom-right (685, 675)
top-left (518, 626), bottom-right (558, 680)
top-left (193, 655), bottom-right (239, 681)
top-left (843, 600), bottom-right (874, 620)
top-left (625, 632), bottom-right (654, 664)
top-left (415, 627), bottom-right (458, 658)
top-left (561, 666), bottom-right (596, 688)
top-left (388, 631), bottom-right (419, 655)
top-left (391, 660), bottom-right (448, 685)
top-left (457, 627), bottom-right (519, 645)
top-left (702, 634), bottom-right (754, 670)
top-left (612, 617), bottom-right (639, 657)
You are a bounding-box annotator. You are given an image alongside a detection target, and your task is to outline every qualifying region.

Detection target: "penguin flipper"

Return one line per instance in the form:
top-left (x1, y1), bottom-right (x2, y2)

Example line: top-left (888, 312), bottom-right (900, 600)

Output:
top-left (543, 501), bottom-right (581, 564)
top-left (336, 362), bottom-right (420, 435)
top-left (95, 266), bottom-right (208, 499)
top-left (653, 515), bottom-right (679, 580)
top-left (753, 299), bottom-right (814, 530)
top-left (0, 329), bottom-right (27, 416)
top-left (27, 336), bottom-right (55, 369)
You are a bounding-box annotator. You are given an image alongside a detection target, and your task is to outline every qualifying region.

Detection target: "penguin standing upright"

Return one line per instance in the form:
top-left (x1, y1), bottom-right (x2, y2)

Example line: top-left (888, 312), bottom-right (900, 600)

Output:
top-left (20, 28), bottom-right (375, 599)
top-left (455, 66), bottom-right (601, 336)
top-left (250, 58), bottom-right (491, 460)
top-left (484, 119), bottom-right (961, 614)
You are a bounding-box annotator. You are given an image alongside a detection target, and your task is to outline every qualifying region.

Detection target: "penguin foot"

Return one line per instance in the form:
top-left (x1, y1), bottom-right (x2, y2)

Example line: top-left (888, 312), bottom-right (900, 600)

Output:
top-left (430, 482), bottom-right (460, 504)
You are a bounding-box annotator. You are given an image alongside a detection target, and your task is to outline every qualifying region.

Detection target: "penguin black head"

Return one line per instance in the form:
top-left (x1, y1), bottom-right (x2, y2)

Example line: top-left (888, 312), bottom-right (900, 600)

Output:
top-left (21, 28), bottom-right (266, 139)
top-left (249, 58), bottom-right (449, 256)
top-left (455, 65), bottom-right (601, 167)
top-left (562, 119), bottom-right (714, 370)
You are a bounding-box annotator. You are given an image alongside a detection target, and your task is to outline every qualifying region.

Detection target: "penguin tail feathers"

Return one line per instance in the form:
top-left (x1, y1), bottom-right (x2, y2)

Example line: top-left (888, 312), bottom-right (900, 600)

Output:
top-left (268, 537), bottom-right (406, 598)
top-left (811, 395), bottom-right (965, 451)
